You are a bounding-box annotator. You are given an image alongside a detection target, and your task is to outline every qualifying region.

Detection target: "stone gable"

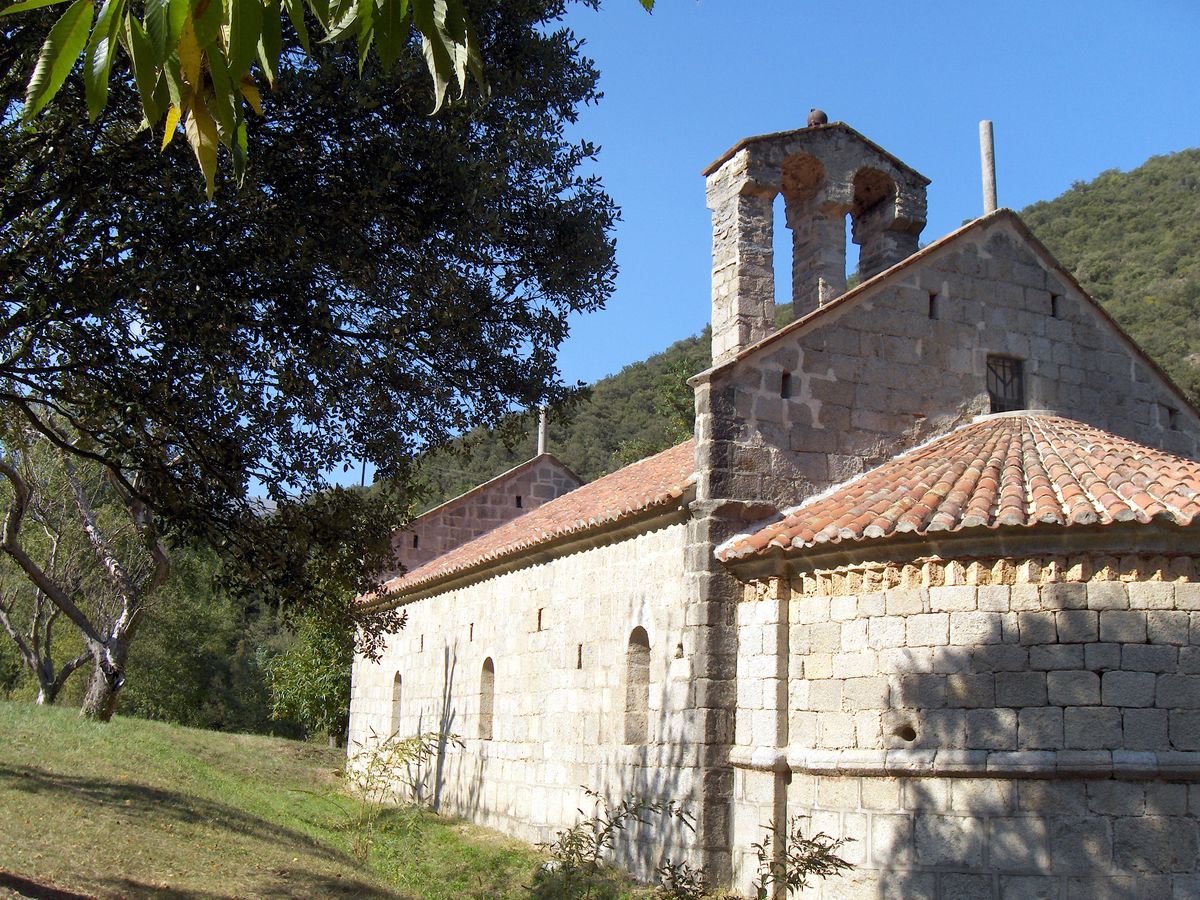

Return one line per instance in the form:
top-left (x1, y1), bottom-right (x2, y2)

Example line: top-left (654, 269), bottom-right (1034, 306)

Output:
top-left (387, 453), bottom-right (580, 576)
top-left (695, 212), bottom-right (1200, 512)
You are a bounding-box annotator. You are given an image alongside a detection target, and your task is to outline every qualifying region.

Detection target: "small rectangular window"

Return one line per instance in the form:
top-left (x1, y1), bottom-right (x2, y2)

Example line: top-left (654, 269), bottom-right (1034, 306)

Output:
top-left (987, 355), bottom-right (1025, 413)
top-left (780, 371), bottom-right (792, 399)
top-left (412, 534), bottom-right (419, 549)
top-left (928, 292), bottom-right (940, 320)
top-left (1160, 403), bottom-right (1180, 431)
top-left (576, 643), bottom-right (583, 670)
top-left (515, 495), bottom-right (523, 508)
top-left (1050, 294), bottom-right (1062, 319)
top-left (469, 623), bottom-right (474, 641)
top-left (536, 608), bottom-right (544, 632)
top-left (419, 634), bottom-right (424, 652)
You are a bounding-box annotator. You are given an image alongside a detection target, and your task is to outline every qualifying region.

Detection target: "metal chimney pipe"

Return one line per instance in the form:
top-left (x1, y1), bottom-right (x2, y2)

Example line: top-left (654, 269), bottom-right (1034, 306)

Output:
top-left (536, 408), bottom-right (548, 456)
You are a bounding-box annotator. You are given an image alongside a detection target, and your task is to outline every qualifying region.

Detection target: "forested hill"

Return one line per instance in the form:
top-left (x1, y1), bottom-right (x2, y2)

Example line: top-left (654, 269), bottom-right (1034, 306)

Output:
top-left (414, 331), bottom-right (711, 506)
top-left (416, 148), bottom-right (1200, 509)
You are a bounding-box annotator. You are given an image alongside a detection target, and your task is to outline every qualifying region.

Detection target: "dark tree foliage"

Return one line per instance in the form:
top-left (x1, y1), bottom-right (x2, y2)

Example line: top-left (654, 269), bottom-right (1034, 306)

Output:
top-left (0, 0), bottom-right (616, 645)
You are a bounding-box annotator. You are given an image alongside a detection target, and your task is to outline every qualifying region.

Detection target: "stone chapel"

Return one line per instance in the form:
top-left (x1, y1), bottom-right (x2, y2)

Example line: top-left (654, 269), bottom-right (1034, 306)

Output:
top-left (349, 120), bottom-right (1200, 898)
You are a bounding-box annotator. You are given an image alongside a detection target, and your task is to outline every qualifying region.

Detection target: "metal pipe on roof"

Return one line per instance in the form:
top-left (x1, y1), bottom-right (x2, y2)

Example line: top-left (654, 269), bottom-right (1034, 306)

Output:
top-left (980, 120), bottom-right (998, 214)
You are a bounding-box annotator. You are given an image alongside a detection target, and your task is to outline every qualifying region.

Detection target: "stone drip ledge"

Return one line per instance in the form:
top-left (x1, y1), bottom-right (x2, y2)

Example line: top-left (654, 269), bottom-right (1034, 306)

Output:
top-left (728, 746), bottom-right (1200, 780)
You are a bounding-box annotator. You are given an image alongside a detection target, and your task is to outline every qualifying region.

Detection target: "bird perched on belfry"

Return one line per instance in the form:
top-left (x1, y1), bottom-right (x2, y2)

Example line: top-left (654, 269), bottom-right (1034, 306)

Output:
top-left (807, 108), bottom-right (828, 126)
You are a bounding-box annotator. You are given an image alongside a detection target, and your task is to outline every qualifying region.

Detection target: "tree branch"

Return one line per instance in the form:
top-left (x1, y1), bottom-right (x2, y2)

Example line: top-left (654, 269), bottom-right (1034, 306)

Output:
top-left (0, 457), bottom-right (103, 644)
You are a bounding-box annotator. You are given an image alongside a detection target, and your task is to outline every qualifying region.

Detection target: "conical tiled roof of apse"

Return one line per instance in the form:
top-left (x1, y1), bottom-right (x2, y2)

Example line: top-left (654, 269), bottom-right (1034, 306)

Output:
top-left (718, 414), bottom-right (1200, 561)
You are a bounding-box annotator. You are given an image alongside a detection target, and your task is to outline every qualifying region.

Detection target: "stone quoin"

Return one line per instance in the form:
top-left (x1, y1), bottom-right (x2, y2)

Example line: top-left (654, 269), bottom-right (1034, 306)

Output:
top-left (350, 120), bottom-right (1200, 898)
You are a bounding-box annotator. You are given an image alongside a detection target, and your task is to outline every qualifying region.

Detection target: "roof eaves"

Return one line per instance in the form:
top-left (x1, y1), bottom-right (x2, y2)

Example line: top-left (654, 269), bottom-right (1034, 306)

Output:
top-left (363, 473), bottom-right (697, 609)
top-left (721, 519), bottom-right (1200, 583)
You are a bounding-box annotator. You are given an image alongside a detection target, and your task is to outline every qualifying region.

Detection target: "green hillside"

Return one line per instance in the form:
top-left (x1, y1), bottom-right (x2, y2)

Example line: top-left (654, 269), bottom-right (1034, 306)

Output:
top-left (416, 149), bottom-right (1200, 507)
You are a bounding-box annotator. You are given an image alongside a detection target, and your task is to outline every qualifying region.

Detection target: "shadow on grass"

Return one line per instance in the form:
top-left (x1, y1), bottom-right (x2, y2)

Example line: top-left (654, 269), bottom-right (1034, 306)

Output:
top-left (0, 764), bottom-right (402, 899)
top-left (0, 869), bottom-right (98, 899)
top-left (89, 870), bottom-right (401, 900)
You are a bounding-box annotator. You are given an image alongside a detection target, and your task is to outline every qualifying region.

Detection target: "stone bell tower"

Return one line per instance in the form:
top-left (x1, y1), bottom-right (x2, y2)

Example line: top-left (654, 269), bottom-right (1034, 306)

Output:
top-left (703, 120), bottom-right (930, 365)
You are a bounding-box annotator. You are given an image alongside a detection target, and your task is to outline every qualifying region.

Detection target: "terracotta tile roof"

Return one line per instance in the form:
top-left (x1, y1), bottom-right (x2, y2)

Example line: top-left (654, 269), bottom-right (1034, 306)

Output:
top-left (375, 440), bottom-right (696, 600)
top-left (717, 415), bottom-right (1200, 561)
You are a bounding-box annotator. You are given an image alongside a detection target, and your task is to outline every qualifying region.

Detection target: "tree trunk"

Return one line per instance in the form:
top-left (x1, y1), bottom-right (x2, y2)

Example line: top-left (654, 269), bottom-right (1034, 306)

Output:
top-left (35, 682), bottom-right (57, 705)
top-left (80, 640), bottom-right (125, 722)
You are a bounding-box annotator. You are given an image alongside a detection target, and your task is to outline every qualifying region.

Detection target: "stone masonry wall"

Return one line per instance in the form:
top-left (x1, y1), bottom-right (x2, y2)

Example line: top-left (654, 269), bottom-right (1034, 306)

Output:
top-left (705, 125), bottom-right (929, 363)
top-left (350, 518), bottom-right (703, 878)
top-left (698, 215), bottom-right (1200, 511)
top-left (387, 455), bottom-right (580, 576)
top-left (729, 551), bottom-right (1200, 897)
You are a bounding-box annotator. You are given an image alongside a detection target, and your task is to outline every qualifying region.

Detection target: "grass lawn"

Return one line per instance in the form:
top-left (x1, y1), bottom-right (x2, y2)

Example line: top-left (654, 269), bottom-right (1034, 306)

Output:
top-left (0, 701), bottom-right (556, 899)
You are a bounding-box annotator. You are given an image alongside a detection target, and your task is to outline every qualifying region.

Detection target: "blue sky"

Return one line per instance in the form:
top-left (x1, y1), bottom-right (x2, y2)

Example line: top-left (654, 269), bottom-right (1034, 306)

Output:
top-left (552, 0), bottom-right (1200, 385)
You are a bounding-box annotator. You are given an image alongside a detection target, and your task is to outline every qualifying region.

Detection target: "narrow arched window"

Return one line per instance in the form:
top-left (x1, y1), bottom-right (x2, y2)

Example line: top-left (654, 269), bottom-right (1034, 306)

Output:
top-left (624, 627), bottom-right (650, 745)
top-left (480, 657), bottom-right (495, 741)
top-left (390, 673), bottom-right (402, 738)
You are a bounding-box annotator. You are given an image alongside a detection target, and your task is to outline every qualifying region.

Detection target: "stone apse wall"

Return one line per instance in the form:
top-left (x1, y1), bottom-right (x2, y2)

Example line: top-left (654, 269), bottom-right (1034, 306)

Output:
top-left (350, 512), bottom-right (707, 878)
top-left (694, 214), bottom-right (1200, 514)
top-left (730, 547), bottom-right (1200, 897)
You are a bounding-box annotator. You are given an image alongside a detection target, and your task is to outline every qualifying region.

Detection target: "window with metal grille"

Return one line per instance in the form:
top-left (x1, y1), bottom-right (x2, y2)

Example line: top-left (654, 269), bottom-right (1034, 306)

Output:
top-left (987, 356), bottom-right (1024, 413)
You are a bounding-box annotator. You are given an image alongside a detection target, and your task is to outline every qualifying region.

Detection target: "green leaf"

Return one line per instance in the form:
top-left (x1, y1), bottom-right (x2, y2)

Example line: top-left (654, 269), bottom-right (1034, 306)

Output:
top-left (150, 66), bottom-right (169, 114)
top-left (227, 0), bottom-right (262, 82)
top-left (281, 0), bottom-right (309, 53)
top-left (205, 43), bottom-right (238, 139)
top-left (166, 0), bottom-right (187, 47)
top-left (176, 9), bottom-right (200, 94)
top-left (451, 0), bottom-right (482, 97)
top-left (352, 0), bottom-right (371, 73)
top-left (410, 0), bottom-right (453, 112)
top-left (372, 0), bottom-right (405, 70)
top-left (231, 119), bottom-right (248, 185)
top-left (355, 14), bottom-right (371, 74)
top-left (441, 0), bottom-right (464, 41)
top-left (193, 0), bottom-right (223, 50)
top-left (143, 0), bottom-right (169, 57)
top-left (257, 0), bottom-right (281, 86)
top-left (24, 0), bottom-right (94, 119)
top-left (124, 14), bottom-right (163, 124)
top-left (162, 48), bottom-right (182, 106)
top-left (305, 0), bottom-right (329, 30)
top-left (322, 0), bottom-right (362, 43)
top-left (0, 0), bottom-right (69, 18)
top-left (83, 0), bottom-right (124, 119)
top-left (638, 0), bottom-right (653, 9)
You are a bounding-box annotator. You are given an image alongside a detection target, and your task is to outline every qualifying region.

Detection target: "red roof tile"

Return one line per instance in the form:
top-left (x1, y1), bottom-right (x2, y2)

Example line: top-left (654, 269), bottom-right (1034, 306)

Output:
top-left (717, 415), bottom-right (1200, 561)
top-left (374, 440), bottom-right (696, 600)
